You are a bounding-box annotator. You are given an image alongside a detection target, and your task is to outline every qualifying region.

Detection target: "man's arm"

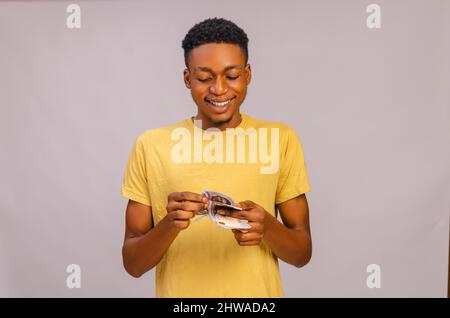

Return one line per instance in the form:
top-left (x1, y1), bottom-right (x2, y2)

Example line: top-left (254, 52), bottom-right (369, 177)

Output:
top-left (122, 192), bottom-right (208, 278)
top-left (223, 194), bottom-right (312, 268)
top-left (263, 194), bottom-right (312, 268)
top-left (122, 200), bottom-right (179, 278)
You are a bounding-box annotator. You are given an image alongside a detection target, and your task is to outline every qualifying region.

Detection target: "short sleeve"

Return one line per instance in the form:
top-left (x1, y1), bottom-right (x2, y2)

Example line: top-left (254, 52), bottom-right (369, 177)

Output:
top-left (275, 128), bottom-right (311, 204)
top-left (121, 137), bottom-right (151, 206)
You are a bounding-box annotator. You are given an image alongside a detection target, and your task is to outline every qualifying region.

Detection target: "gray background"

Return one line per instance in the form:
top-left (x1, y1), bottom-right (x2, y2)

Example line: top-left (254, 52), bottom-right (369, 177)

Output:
top-left (0, 0), bottom-right (449, 297)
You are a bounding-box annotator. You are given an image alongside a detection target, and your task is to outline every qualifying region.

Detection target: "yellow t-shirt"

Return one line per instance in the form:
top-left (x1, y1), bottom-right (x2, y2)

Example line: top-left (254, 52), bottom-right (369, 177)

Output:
top-left (121, 113), bottom-right (311, 298)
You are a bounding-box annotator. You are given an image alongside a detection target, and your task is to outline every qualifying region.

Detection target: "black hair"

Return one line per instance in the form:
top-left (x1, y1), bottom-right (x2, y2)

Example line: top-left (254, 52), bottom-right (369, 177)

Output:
top-left (182, 17), bottom-right (249, 67)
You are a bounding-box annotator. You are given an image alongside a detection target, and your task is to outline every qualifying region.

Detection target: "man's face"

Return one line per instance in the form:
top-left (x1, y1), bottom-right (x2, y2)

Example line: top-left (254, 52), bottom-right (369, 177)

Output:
top-left (183, 43), bottom-right (251, 129)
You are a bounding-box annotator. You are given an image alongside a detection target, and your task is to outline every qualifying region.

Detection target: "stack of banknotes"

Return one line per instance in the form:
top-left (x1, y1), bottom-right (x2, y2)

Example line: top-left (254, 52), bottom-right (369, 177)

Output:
top-left (194, 190), bottom-right (251, 230)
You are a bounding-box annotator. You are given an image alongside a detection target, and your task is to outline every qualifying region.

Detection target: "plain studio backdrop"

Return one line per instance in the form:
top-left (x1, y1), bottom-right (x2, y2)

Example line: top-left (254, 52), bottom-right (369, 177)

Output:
top-left (0, 0), bottom-right (449, 297)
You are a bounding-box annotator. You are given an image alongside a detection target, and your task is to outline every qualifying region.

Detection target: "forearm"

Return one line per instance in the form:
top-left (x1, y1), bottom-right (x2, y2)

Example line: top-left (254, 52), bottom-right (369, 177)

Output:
top-left (122, 216), bottom-right (180, 277)
top-left (263, 213), bottom-right (312, 268)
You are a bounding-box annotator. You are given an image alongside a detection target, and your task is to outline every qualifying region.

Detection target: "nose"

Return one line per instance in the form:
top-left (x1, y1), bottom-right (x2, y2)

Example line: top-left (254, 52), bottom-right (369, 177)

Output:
top-left (209, 76), bottom-right (228, 95)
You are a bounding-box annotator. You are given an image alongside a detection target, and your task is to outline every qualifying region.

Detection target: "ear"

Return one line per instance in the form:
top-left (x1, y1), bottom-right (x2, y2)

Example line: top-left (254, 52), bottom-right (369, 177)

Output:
top-left (183, 68), bottom-right (191, 89)
top-left (244, 64), bottom-right (252, 86)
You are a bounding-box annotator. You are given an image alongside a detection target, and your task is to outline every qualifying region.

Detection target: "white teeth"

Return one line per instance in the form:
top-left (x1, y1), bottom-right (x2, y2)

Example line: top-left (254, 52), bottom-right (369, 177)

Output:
top-left (208, 99), bottom-right (232, 107)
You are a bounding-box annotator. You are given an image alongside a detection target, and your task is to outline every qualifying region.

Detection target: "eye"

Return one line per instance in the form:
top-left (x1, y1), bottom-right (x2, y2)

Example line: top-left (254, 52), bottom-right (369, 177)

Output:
top-left (198, 78), bottom-right (212, 82)
top-left (227, 76), bottom-right (239, 80)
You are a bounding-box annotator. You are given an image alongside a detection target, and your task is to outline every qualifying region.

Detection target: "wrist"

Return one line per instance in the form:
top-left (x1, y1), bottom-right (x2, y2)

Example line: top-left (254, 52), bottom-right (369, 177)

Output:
top-left (263, 211), bottom-right (277, 235)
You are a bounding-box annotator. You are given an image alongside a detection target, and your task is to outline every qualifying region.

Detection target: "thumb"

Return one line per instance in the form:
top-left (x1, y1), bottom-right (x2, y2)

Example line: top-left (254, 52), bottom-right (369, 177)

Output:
top-left (237, 200), bottom-right (255, 210)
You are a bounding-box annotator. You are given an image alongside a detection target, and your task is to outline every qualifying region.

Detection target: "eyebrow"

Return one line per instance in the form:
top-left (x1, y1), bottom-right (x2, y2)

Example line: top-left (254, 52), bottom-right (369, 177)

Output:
top-left (196, 65), bottom-right (242, 73)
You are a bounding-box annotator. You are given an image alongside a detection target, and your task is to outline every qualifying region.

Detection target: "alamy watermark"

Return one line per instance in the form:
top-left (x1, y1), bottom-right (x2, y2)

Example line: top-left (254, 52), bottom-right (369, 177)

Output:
top-left (66, 4), bottom-right (81, 29)
top-left (170, 120), bottom-right (280, 174)
top-left (366, 264), bottom-right (381, 289)
top-left (366, 4), bottom-right (381, 29)
top-left (66, 264), bottom-right (81, 289)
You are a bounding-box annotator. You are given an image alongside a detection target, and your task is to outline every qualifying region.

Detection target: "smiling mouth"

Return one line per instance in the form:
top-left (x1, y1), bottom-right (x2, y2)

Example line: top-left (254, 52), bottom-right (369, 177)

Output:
top-left (205, 97), bottom-right (236, 107)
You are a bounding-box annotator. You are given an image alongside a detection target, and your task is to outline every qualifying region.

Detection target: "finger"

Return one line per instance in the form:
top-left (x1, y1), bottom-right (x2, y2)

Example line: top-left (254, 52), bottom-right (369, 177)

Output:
top-left (220, 209), bottom-right (261, 222)
top-left (237, 232), bottom-right (261, 242)
top-left (172, 210), bottom-right (196, 220)
top-left (232, 230), bottom-right (244, 241)
top-left (237, 200), bottom-right (256, 210)
top-left (246, 221), bottom-right (263, 231)
top-left (232, 231), bottom-right (256, 243)
top-left (171, 201), bottom-right (207, 213)
top-left (232, 229), bottom-right (249, 234)
top-left (216, 208), bottom-right (242, 217)
top-left (232, 228), bottom-right (255, 238)
top-left (238, 240), bottom-right (261, 246)
top-left (173, 219), bottom-right (190, 230)
top-left (217, 209), bottom-right (247, 219)
top-left (169, 192), bottom-right (207, 203)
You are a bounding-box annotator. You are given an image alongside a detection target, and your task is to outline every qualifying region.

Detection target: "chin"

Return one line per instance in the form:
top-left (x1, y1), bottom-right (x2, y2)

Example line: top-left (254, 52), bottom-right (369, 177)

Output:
top-left (197, 106), bottom-right (231, 122)
top-left (210, 113), bottom-right (233, 124)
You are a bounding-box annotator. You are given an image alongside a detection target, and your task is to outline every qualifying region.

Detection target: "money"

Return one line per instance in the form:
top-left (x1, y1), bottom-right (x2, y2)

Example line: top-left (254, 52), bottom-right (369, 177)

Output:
top-left (195, 190), bottom-right (251, 230)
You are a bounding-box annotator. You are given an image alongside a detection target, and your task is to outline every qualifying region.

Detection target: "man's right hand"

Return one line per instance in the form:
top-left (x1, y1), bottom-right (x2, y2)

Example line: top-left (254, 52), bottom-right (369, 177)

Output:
top-left (165, 192), bottom-right (208, 231)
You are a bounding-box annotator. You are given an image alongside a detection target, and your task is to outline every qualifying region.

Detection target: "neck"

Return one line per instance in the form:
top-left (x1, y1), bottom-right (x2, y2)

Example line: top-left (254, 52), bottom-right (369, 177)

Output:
top-left (193, 112), bottom-right (242, 131)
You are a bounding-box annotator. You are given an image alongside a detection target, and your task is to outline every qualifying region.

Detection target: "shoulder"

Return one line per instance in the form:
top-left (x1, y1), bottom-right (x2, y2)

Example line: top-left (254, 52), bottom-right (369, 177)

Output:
top-left (134, 118), bottom-right (190, 148)
top-left (243, 114), bottom-right (299, 140)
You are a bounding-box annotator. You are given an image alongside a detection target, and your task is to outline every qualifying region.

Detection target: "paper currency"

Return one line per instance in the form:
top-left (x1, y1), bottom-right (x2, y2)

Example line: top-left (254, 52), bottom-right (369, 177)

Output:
top-left (195, 190), bottom-right (251, 230)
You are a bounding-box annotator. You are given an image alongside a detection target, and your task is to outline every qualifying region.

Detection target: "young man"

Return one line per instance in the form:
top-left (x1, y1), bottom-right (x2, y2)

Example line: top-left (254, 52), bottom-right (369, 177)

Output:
top-left (121, 18), bottom-right (312, 298)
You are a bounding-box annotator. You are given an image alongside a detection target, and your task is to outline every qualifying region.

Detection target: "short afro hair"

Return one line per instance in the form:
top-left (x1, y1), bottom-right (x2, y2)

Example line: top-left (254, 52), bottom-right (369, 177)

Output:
top-left (182, 18), bottom-right (249, 67)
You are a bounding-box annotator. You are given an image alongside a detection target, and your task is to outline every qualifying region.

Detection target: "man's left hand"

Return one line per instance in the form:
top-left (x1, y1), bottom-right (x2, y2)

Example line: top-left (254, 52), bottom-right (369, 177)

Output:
top-left (217, 200), bottom-right (273, 246)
